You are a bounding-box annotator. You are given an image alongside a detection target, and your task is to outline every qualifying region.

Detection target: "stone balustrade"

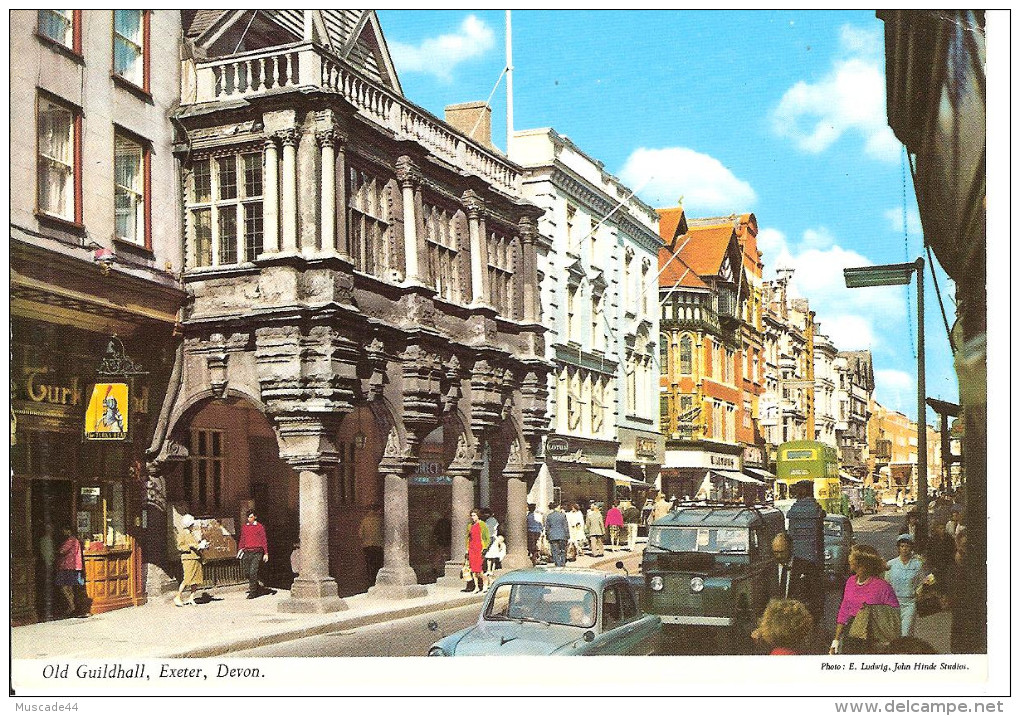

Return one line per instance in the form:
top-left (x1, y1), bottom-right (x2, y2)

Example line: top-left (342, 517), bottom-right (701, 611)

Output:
top-left (190, 42), bottom-right (520, 194)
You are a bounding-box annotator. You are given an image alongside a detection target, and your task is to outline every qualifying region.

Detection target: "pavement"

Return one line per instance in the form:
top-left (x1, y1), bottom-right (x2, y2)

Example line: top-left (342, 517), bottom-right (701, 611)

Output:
top-left (11, 544), bottom-right (644, 661)
top-left (10, 524), bottom-right (953, 659)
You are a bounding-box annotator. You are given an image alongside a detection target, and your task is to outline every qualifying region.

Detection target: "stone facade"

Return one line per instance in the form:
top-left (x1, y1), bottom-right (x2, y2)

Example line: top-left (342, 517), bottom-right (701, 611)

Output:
top-left (146, 11), bottom-right (548, 612)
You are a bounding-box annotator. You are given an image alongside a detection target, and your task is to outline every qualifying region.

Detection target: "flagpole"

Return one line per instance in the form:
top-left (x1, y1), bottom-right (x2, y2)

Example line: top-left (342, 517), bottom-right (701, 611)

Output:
top-left (505, 10), bottom-right (514, 153)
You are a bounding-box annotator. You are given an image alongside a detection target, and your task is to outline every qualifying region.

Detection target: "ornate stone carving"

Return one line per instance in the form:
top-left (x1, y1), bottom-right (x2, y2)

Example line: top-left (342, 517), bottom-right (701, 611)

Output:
top-left (315, 128), bottom-right (347, 149)
top-left (398, 292), bottom-right (437, 328)
top-left (383, 427), bottom-right (401, 458)
top-left (143, 465), bottom-right (167, 514)
top-left (400, 344), bottom-right (444, 433)
top-left (462, 189), bottom-right (486, 219)
top-left (254, 325), bottom-right (359, 416)
top-left (451, 432), bottom-right (474, 467)
top-left (362, 337), bottom-right (389, 402)
top-left (507, 439), bottom-right (522, 468)
top-left (469, 359), bottom-right (504, 434)
top-left (441, 354), bottom-right (463, 414)
top-left (276, 128), bottom-right (301, 147)
top-left (394, 156), bottom-right (423, 188)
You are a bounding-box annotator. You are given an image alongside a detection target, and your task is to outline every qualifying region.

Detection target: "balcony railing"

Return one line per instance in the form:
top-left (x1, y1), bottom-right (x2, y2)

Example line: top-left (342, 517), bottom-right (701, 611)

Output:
top-left (189, 42), bottom-right (520, 194)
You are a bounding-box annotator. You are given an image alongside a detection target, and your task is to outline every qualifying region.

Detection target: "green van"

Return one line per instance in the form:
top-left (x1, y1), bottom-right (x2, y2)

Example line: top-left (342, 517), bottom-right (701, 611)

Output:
top-left (642, 504), bottom-right (786, 654)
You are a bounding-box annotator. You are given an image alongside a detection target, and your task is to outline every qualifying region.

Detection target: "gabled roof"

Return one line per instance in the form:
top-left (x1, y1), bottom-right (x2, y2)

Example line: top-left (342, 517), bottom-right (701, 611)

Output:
top-left (658, 251), bottom-right (709, 290)
top-left (184, 10), bottom-right (402, 95)
top-left (676, 224), bottom-right (733, 277)
top-left (656, 207), bottom-right (688, 250)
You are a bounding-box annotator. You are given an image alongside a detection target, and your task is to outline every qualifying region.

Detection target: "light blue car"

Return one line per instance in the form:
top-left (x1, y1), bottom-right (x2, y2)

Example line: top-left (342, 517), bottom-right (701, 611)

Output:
top-left (427, 567), bottom-right (661, 656)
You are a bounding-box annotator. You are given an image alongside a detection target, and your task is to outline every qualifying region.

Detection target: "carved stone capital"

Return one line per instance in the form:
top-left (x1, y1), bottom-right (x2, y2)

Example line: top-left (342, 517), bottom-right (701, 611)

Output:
top-left (273, 414), bottom-right (343, 472)
top-left (395, 156), bottom-right (423, 188)
top-left (264, 135), bottom-right (279, 152)
top-left (276, 128), bottom-right (301, 148)
top-left (315, 128), bottom-right (347, 149)
top-left (462, 189), bottom-right (486, 219)
top-left (518, 215), bottom-right (538, 244)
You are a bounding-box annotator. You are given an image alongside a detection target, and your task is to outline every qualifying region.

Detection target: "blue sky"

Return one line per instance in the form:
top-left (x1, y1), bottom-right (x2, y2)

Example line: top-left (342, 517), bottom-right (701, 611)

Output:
top-left (376, 10), bottom-right (960, 424)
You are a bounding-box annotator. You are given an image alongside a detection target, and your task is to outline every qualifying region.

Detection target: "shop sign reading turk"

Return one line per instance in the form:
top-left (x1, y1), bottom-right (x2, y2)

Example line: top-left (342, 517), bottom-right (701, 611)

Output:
top-left (84, 335), bottom-right (147, 443)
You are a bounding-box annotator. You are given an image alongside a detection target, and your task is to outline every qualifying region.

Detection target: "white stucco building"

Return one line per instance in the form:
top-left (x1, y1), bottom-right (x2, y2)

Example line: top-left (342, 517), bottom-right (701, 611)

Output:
top-left (511, 128), bottom-right (663, 506)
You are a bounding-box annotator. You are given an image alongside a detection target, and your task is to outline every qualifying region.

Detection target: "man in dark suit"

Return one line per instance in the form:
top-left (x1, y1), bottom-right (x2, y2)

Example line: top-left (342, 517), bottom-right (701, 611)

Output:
top-left (770, 531), bottom-right (825, 626)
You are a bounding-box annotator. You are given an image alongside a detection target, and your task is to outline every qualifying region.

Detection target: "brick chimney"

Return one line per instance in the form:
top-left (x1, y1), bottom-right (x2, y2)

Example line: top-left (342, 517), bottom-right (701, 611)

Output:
top-left (445, 101), bottom-right (493, 150)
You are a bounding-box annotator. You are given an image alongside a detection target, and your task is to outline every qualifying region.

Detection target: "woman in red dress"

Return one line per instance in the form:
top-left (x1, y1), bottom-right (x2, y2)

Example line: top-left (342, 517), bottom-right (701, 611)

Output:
top-left (464, 509), bottom-right (491, 594)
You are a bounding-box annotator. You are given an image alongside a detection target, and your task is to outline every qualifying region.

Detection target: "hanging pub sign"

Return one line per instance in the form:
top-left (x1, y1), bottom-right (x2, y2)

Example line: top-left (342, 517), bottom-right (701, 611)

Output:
top-left (83, 335), bottom-right (148, 443)
top-left (84, 383), bottom-right (130, 441)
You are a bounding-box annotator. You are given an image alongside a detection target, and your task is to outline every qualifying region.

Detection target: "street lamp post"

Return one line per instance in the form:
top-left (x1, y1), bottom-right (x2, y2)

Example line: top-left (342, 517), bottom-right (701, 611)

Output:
top-left (844, 257), bottom-right (926, 547)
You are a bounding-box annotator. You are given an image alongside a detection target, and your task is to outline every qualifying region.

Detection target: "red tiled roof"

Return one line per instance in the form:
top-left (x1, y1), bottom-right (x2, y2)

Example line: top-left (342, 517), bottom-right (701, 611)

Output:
top-left (658, 250), bottom-right (710, 289)
top-left (676, 224), bottom-right (733, 277)
top-left (656, 207), bottom-right (687, 248)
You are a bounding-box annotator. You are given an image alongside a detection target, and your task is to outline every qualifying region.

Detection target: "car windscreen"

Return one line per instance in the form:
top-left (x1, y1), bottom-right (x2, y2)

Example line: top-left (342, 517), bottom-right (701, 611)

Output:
top-left (823, 521), bottom-right (843, 537)
top-left (485, 583), bottom-right (597, 629)
top-left (647, 526), bottom-right (749, 553)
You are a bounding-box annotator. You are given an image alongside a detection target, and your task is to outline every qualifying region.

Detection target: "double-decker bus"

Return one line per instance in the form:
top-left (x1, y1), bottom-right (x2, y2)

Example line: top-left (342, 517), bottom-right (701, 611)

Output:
top-left (774, 440), bottom-right (841, 514)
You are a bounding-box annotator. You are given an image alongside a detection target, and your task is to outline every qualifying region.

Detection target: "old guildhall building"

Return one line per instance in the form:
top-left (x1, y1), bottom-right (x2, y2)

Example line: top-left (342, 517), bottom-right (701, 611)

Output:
top-left (11, 9), bottom-right (551, 619)
top-left (511, 128), bottom-right (664, 508)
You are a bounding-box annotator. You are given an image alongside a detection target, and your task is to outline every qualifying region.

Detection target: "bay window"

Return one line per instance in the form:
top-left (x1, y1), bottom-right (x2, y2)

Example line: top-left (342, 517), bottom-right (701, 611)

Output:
top-left (188, 150), bottom-right (263, 268)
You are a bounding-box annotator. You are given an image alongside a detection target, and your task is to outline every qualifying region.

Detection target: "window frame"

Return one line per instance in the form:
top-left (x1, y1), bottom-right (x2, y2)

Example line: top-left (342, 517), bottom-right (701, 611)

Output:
top-left (113, 127), bottom-right (152, 250)
top-left (186, 428), bottom-right (224, 510)
top-left (187, 149), bottom-right (264, 269)
top-left (347, 164), bottom-right (391, 277)
top-left (35, 91), bottom-right (83, 229)
top-left (36, 10), bottom-right (83, 58)
top-left (111, 9), bottom-right (150, 95)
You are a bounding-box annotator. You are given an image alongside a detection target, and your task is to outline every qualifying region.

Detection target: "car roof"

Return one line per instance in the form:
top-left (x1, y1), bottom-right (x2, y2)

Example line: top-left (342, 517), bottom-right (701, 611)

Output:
top-left (492, 567), bottom-right (623, 589)
top-left (651, 505), bottom-right (783, 528)
top-left (824, 514), bottom-right (851, 523)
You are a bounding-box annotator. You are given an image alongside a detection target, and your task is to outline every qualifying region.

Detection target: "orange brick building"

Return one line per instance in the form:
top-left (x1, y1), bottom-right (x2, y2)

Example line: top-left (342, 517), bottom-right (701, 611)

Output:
top-left (657, 209), bottom-right (768, 500)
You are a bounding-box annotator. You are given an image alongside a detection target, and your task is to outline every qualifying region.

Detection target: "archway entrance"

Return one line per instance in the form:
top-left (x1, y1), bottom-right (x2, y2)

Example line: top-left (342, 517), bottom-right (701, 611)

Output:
top-left (169, 397), bottom-right (297, 589)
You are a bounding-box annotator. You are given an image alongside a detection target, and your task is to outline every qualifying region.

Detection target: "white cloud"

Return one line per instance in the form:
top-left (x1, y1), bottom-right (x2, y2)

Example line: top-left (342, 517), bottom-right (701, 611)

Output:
top-left (618, 146), bottom-right (757, 214)
top-left (771, 25), bottom-right (901, 162)
top-left (875, 368), bottom-right (915, 412)
top-left (884, 207), bottom-right (923, 237)
top-left (388, 15), bottom-right (495, 83)
top-left (758, 225), bottom-right (908, 353)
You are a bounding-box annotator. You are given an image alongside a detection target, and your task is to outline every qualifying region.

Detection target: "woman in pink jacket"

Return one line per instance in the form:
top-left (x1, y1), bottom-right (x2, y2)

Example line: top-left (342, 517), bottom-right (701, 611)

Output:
top-left (830, 544), bottom-right (899, 654)
top-left (55, 527), bottom-right (85, 618)
top-left (604, 501), bottom-right (624, 552)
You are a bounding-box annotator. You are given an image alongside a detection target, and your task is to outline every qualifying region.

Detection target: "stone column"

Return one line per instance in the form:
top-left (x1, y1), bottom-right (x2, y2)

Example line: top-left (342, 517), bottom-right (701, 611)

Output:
top-left (316, 129), bottom-right (338, 254)
top-left (275, 416), bottom-right (347, 613)
top-left (334, 133), bottom-right (349, 262)
top-left (436, 465), bottom-right (475, 588)
top-left (464, 190), bottom-right (489, 306)
top-left (279, 128), bottom-right (300, 254)
top-left (369, 458), bottom-right (428, 600)
top-left (502, 466), bottom-right (531, 570)
top-left (261, 136), bottom-right (280, 255)
top-left (395, 156), bottom-right (422, 285)
top-left (519, 216), bottom-right (540, 323)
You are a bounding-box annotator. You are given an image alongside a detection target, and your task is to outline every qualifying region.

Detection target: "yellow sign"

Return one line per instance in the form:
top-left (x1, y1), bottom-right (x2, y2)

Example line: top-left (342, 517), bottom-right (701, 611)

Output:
top-left (84, 383), bottom-right (129, 441)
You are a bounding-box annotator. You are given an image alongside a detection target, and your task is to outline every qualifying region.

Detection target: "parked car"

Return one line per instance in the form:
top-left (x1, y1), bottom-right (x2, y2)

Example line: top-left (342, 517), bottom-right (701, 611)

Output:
top-left (823, 514), bottom-right (854, 586)
top-left (642, 503), bottom-right (786, 654)
top-left (427, 567), bottom-right (661, 656)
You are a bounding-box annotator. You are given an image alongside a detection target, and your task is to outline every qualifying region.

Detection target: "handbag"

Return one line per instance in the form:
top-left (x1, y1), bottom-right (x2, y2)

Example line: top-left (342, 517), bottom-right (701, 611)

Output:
top-left (915, 583), bottom-right (943, 618)
top-left (849, 603), bottom-right (901, 646)
top-left (460, 559), bottom-right (472, 581)
top-left (566, 542), bottom-right (577, 562)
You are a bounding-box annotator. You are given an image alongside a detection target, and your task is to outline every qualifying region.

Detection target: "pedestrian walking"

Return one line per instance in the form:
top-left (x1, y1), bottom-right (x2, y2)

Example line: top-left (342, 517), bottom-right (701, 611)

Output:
top-left (622, 501), bottom-right (640, 551)
top-left (585, 503), bottom-right (605, 557)
top-left (485, 534), bottom-right (506, 580)
top-left (605, 501), bottom-right (624, 551)
top-left (830, 544), bottom-right (900, 654)
top-left (945, 505), bottom-right (964, 539)
top-left (175, 514), bottom-right (209, 607)
top-left (769, 532), bottom-right (825, 626)
top-left (55, 526), bottom-right (86, 618)
top-left (358, 503), bottom-right (383, 586)
top-left (526, 504), bottom-right (543, 564)
top-left (38, 523), bottom-right (56, 620)
top-left (483, 508), bottom-right (499, 544)
top-left (544, 503), bottom-right (570, 567)
top-left (236, 509), bottom-right (269, 599)
top-left (901, 510), bottom-right (921, 544)
top-left (464, 509), bottom-right (490, 593)
top-left (566, 503), bottom-right (586, 559)
top-left (650, 493), bottom-right (672, 523)
top-left (886, 533), bottom-right (926, 636)
top-left (753, 598), bottom-right (815, 655)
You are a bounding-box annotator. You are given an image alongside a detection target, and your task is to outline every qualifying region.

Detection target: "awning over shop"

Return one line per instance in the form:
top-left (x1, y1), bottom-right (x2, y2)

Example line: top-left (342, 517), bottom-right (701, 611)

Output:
top-left (586, 468), bottom-right (652, 489)
top-left (711, 469), bottom-right (766, 485)
top-left (744, 467), bottom-right (775, 481)
top-left (840, 472), bottom-right (863, 483)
